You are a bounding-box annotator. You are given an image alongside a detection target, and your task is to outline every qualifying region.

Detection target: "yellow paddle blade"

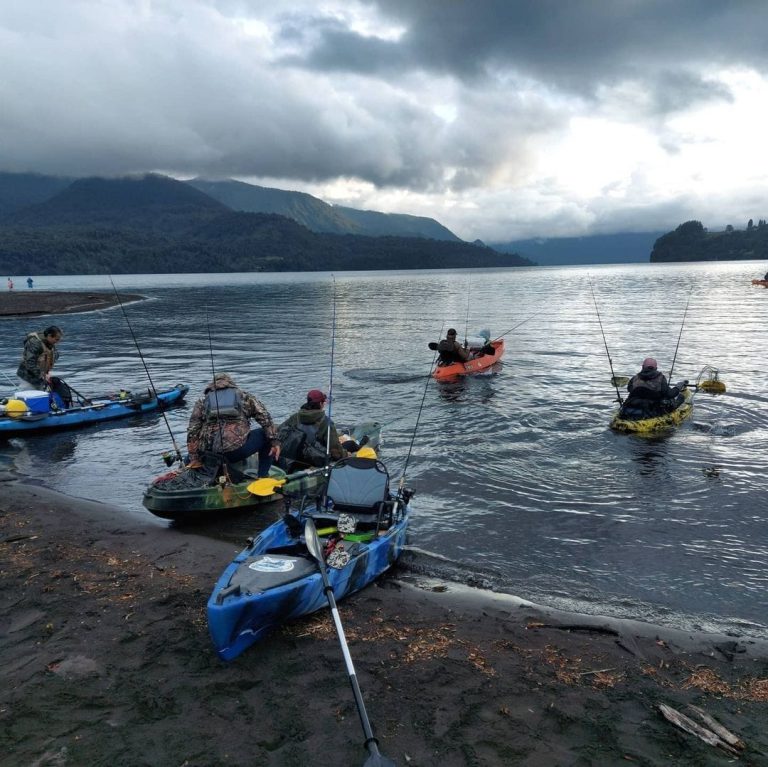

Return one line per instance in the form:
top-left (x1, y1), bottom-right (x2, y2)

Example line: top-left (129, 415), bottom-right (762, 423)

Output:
top-left (698, 379), bottom-right (727, 394)
top-left (611, 376), bottom-right (629, 387)
top-left (246, 477), bottom-right (287, 496)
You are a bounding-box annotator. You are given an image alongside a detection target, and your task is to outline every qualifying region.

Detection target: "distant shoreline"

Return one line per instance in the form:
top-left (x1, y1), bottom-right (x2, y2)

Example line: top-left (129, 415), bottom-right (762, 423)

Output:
top-left (0, 290), bottom-right (145, 317)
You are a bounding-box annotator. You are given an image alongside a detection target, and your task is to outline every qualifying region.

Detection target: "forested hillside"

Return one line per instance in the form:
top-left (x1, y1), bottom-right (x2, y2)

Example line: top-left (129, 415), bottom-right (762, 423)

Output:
top-left (0, 174), bottom-right (532, 274)
top-left (650, 220), bottom-right (768, 262)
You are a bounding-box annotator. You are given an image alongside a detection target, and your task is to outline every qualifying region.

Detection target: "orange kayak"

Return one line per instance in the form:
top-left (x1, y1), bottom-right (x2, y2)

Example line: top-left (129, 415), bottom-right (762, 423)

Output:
top-left (751, 279), bottom-right (768, 287)
top-left (433, 339), bottom-right (505, 380)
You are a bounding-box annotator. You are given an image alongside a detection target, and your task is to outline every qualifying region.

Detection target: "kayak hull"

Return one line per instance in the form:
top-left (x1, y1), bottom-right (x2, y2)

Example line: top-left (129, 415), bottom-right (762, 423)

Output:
top-left (0, 384), bottom-right (188, 436)
top-left (142, 421), bottom-right (382, 522)
top-left (433, 339), bottom-right (505, 381)
top-left (609, 387), bottom-right (693, 434)
top-left (207, 494), bottom-right (411, 661)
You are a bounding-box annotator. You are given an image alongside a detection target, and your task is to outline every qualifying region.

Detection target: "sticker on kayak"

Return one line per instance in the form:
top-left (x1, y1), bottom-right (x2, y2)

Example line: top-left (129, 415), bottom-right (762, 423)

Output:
top-left (248, 556), bottom-right (295, 573)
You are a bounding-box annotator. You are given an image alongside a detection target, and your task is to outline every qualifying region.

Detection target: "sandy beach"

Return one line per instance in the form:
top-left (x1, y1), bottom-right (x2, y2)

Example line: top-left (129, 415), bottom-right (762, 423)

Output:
top-left (0, 291), bottom-right (144, 317)
top-left (1, 479), bottom-right (767, 766)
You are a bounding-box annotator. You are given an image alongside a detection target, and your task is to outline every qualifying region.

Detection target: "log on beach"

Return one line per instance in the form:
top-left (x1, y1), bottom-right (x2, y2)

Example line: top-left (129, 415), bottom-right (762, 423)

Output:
top-left (0, 290), bottom-right (145, 317)
top-left (2, 480), bottom-right (768, 766)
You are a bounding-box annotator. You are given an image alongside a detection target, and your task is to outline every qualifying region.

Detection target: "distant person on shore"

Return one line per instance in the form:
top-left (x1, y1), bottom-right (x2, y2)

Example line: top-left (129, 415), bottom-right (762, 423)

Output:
top-left (16, 325), bottom-right (73, 407)
top-left (437, 328), bottom-right (471, 365)
top-left (27, 277), bottom-right (33, 289)
top-left (186, 373), bottom-right (280, 477)
top-left (7, 277), bottom-right (13, 290)
top-left (622, 357), bottom-right (685, 417)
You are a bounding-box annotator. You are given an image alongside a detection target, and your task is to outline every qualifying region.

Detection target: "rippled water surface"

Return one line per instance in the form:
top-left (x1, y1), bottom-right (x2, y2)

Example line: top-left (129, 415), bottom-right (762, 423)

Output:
top-left (2, 263), bottom-right (768, 637)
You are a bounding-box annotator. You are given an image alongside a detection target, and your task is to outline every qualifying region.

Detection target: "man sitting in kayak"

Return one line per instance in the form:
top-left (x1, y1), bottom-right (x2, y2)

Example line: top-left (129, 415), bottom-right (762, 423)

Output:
top-left (437, 328), bottom-right (471, 365)
top-left (621, 357), bottom-right (686, 418)
top-left (277, 389), bottom-right (351, 471)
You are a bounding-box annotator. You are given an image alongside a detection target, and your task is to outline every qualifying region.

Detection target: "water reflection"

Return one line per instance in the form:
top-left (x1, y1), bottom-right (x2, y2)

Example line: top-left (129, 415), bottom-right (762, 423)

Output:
top-left (2, 263), bottom-right (768, 638)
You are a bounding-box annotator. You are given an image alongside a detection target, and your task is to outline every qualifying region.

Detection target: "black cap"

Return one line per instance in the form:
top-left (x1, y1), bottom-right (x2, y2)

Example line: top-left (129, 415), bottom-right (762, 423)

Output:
top-left (447, 328), bottom-right (457, 336)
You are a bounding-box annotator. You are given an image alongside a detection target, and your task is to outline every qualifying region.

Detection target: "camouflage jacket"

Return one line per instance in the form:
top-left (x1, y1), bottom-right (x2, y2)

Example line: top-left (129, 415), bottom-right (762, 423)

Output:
top-left (186, 374), bottom-right (279, 461)
top-left (17, 331), bottom-right (59, 387)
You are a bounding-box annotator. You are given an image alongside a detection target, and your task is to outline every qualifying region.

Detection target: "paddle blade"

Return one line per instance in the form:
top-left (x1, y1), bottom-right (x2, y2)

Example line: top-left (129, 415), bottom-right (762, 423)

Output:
top-left (611, 376), bottom-right (629, 387)
top-left (304, 518), bottom-right (323, 562)
top-left (246, 477), bottom-right (287, 496)
top-left (427, 342), bottom-right (438, 351)
top-left (364, 751), bottom-right (397, 767)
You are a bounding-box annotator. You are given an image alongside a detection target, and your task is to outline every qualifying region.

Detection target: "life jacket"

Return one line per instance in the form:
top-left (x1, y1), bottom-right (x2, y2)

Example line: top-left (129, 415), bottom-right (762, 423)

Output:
top-left (203, 387), bottom-right (243, 422)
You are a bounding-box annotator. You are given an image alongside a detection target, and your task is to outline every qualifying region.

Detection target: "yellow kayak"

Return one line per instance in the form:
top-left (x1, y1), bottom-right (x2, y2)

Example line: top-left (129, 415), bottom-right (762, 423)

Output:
top-left (609, 387), bottom-right (693, 435)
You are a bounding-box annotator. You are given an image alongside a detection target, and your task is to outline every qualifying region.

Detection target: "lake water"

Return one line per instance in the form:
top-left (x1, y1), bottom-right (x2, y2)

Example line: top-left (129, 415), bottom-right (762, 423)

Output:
top-left (2, 262), bottom-right (768, 639)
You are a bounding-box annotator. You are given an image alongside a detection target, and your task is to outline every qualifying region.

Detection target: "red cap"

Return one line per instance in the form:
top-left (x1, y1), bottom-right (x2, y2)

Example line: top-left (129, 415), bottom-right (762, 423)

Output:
top-left (642, 357), bottom-right (657, 370)
top-left (307, 389), bottom-right (327, 404)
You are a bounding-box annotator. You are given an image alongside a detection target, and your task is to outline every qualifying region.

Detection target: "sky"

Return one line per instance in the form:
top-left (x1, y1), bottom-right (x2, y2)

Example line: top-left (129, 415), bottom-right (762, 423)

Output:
top-left (2, 0), bottom-right (768, 241)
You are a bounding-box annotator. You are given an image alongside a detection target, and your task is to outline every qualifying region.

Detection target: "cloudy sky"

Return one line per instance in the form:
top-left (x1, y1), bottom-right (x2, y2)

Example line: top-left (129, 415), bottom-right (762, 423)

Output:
top-left (2, 0), bottom-right (768, 241)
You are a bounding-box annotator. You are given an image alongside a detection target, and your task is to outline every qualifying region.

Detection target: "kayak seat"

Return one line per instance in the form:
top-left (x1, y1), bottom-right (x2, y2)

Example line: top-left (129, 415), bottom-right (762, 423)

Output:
top-left (313, 456), bottom-right (393, 532)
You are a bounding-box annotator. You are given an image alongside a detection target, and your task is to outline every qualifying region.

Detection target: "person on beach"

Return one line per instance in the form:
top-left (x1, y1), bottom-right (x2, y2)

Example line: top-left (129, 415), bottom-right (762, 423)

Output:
top-left (16, 326), bottom-right (73, 407)
top-left (26, 277), bottom-right (33, 288)
top-left (7, 277), bottom-right (13, 290)
top-left (186, 373), bottom-right (280, 477)
top-left (623, 357), bottom-right (685, 416)
top-left (277, 389), bottom-right (351, 470)
top-left (436, 328), bottom-right (471, 365)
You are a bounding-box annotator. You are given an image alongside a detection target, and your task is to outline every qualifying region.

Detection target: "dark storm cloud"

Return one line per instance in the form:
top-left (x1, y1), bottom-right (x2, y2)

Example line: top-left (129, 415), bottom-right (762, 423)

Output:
top-left (292, 0), bottom-right (766, 105)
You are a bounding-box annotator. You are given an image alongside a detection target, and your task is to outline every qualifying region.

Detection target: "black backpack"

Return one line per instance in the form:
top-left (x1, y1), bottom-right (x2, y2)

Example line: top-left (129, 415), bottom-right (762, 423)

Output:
top-left (277, 420), bottom-right (328, 467)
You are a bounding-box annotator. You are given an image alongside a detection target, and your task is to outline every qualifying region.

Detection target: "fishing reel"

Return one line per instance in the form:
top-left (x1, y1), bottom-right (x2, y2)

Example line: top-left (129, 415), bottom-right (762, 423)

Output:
top-left (161, 451), bottom-right (181, 467)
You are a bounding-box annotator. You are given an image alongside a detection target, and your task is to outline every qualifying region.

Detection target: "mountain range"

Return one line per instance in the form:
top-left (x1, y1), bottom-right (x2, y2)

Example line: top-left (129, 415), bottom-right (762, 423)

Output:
top-left (0, 172), bottom-right (531, 275)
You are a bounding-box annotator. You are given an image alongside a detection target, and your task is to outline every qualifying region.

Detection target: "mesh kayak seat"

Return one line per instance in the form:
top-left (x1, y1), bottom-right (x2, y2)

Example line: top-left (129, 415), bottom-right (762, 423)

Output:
top-left (313, 456), bottom-right (393, 532)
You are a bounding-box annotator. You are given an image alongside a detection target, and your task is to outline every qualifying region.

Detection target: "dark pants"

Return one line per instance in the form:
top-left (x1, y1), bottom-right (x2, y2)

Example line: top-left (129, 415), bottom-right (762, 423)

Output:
top-left (224, 427), bottom-right (273, 477)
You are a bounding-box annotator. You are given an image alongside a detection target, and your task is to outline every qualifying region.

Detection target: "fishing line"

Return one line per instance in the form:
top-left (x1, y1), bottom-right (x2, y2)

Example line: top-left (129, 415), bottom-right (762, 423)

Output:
top-left (669, 285), bottom-right (694, 382)
top-left (587, 275), bottom-right (623, 405)
top-left (109, 276), bottom-right (183, 462)
top-left (492, 309), bottom-right (544, 341)
top-left (325, 275), bottom-right (337, 462)
top-left (399, 322), bottom-right (444, 490)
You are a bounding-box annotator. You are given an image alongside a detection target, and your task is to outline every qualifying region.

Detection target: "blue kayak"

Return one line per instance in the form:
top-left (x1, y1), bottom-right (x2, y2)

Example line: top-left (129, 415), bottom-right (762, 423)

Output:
top-left (0, 384), bottom-right (188, 436)
top-left (207, 455), bottom-right (414, 661)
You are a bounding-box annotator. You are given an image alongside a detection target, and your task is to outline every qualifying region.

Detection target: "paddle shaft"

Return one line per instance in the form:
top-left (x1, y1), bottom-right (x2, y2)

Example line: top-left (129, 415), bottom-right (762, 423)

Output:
top-left (314, 549), bottom-right (385, 760)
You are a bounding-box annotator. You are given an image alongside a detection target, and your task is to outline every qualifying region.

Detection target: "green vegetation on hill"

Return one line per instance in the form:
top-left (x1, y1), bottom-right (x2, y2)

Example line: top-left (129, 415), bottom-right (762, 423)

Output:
top-left (0, 174), bottom-right (532, 274)
top-left (651, 219), bottom-right (768, 262)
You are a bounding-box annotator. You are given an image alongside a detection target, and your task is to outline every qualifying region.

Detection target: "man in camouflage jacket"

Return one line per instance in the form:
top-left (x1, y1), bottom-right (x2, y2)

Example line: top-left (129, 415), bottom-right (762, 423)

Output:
top-left (186, 373), bottom-right (280, 477)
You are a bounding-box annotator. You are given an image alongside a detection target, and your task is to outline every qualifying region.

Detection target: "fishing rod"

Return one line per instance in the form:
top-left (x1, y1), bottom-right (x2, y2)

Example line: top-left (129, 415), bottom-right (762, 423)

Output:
top-left (205, 306), bottom-right (229, 478)
top-left (463, 273), bottom-right (471, 347)
top-left (668, 285), bottom-right (693, 382)
top-left (109, 277), bottom-right (183, 463)
top-left (587, 276), bottom-right (623, 405)
top-left (325, 275), bottom-right (337, 463)
top-left (399, 323), bottom-right (443, 491)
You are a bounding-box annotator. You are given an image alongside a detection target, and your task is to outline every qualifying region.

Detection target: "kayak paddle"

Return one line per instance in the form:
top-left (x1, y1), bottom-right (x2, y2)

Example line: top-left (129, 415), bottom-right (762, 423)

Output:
top-left (246, 477), bottom-right (287, 496)
top-left (304, 518), bottom-right (396, 767)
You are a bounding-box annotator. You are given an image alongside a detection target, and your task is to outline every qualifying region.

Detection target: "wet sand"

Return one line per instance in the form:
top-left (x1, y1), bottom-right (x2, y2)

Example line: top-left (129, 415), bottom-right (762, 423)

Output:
top-left (0, 291), bottom-right (144, 317)
top-left (1, 479), bottom-right (767, 766)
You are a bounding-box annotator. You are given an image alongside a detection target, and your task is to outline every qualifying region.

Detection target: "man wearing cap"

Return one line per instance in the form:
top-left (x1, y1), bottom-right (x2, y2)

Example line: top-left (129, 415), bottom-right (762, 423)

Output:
top-left (436, 328), bottom-right (471, 365)
top-left (625, 357), bottom-right (685, 416)
top-left (186, 373), bottom-right (280, 476)
top-left (277, 389), bottom-right (345, 469)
